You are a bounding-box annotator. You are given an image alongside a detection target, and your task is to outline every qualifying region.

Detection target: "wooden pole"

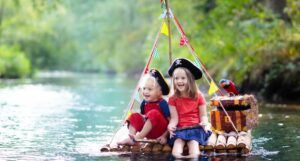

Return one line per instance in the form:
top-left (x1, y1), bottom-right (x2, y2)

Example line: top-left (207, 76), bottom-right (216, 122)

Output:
top-left (165, 0), bottom-right (172, 65)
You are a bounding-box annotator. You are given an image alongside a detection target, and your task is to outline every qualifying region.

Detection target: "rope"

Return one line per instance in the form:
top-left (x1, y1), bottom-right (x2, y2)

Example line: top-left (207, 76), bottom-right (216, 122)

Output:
top-left (171, 11), bottom-right (239, 134)
top-left (109, 22), bottom-right (164, 145)
top-left (165, 0), bottom-right (172, 65)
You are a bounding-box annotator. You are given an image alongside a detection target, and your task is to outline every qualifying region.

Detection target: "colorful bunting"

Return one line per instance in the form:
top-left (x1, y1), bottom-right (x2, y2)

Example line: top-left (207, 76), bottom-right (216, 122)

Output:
top-left (161, 21), bottom-right (169, 36)
top-left (180, 36), bottom-right (188, 46)
top-left (159, 11), bottom-right (167, 19)
top-left (135, 91), bottom-right (141, 103)
top-left (153, 48), bottom-right (160, 59)
top-left (208, 81), bottom-right (219, 95)
top-left (126, 111), bottom-right (132, 119)
top-left (194, 60), bottom-right (201, 68)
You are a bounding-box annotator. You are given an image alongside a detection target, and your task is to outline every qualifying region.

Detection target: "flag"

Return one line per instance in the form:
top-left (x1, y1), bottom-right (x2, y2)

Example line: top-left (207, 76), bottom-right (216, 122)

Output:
top-left (159, 10), bottom-right (167, 19)
top-left (153, 48), bottom-right (160, 59)
top-left (161, 22), bottom-right (169, 36)
top-left (135, 91), bottom-right (141, 103)
top-left (180, 36), bottom-right (188, 46)
top-left (126, 111), bottom-right (132, 119)
top-left (208, 81), bottom-right (219, 95)
top-left (194, 60), bottom-right (201, 68)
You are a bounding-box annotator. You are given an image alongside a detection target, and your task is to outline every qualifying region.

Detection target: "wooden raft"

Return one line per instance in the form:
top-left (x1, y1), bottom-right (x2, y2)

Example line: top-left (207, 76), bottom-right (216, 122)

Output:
top-left (100, 131), bottom-right (252, 154)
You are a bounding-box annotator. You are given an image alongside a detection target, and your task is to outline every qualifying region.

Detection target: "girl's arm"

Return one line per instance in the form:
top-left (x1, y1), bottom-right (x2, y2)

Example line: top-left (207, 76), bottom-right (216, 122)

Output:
top-left (168, 105), bottom-right (178, 136)
top-left (199, 104), bottom-right (211, 133)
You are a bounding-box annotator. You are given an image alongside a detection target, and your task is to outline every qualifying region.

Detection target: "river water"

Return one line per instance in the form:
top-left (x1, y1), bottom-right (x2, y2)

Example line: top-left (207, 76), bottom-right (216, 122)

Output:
top-left (0, 73), bottom-right (299, 160)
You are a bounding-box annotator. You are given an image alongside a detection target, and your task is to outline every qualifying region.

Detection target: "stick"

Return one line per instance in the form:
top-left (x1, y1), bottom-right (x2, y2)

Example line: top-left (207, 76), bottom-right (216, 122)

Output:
top-left (134, 139), bottom-right (159, 143)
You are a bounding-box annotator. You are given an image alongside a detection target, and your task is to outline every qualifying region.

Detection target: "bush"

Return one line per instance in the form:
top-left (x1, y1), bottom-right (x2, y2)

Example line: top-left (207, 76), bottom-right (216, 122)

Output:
top-left (0, 45), bottom-right (31, 78)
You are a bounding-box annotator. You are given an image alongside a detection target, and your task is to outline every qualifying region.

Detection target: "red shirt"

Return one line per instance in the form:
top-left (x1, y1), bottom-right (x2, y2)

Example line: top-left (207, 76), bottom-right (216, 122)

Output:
top-left (168, 92), bottom-right (206, 128)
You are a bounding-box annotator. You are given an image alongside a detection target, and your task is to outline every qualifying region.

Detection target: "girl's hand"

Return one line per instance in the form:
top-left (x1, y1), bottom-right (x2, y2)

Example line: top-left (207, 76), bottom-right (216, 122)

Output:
top-left (156, 135), bottom-right (167, 144)
top-left (167, 124), bottom-right (176, 137)
top-left (199, 122), bottom-right (212, 133)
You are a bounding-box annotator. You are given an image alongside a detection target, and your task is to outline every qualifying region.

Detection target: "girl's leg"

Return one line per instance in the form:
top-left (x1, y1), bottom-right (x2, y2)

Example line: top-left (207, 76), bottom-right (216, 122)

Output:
top-left (186, 140), bottom-right (200, 158)
top-left (172, 138), bottom-right (185, 158)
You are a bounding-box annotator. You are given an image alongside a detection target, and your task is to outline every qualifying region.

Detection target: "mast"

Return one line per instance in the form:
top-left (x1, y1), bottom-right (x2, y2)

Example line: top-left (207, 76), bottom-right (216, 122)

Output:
top-left (165, 0), bottom-right (172, 65)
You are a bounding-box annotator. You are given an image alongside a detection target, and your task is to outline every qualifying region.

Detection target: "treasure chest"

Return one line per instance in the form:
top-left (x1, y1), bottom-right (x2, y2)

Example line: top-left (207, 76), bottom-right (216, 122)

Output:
top-left (210, 95), bottom-right (256, 111)
top-left (210, 110), bottom-right (247, 132)
top-left (210, 108), bottom-right (258, 132)
top-left (210, 94), bottom-right (259, 131)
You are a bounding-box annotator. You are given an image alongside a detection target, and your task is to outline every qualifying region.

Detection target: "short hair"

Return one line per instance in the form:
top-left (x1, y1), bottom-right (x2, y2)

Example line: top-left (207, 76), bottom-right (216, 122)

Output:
top-left (140, 73), bottom-right (161, 90)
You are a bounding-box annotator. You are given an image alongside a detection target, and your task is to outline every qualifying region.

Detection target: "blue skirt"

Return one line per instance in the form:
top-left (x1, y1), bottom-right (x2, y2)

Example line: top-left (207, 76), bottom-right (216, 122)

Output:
top-left (168, 126), bottom-right (211, 146)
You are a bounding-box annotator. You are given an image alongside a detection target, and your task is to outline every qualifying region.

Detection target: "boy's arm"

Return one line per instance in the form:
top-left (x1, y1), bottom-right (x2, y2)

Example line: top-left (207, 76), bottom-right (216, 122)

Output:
top-left (156, 130), bottom-right (169, 144)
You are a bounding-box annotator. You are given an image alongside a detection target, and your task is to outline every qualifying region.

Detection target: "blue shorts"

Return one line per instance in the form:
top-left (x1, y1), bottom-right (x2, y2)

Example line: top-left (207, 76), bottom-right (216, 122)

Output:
top-left (168, 126), bottom-right (211, 146)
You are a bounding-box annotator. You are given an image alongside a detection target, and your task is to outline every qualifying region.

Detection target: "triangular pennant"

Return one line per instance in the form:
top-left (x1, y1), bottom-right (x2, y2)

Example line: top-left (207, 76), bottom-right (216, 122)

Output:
top-left (135, 91), bottom-right (141, 103)
top-left (159, 9), bottom-right (173, 19)
top-left (194, 60), bottom-right (201, 68)
top-left (161, 22), bottom-right (169, 36)
top-left (208, 81), bottom-right (219, 95)
top-left (153, 48), bottom-right (160, 59)
top-left (159, 10), bottom-right (167, 19)
top-left (126, 111), bottom-right (132, 119)
top-left (180, 36), bottom-right (188, 46)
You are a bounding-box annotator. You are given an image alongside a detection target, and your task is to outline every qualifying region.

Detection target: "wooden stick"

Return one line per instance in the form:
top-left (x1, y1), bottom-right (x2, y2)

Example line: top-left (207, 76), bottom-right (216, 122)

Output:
top-left (165, 0), bottom-right (172, 65)
top-left (134, 139), bottom-right (159, 143)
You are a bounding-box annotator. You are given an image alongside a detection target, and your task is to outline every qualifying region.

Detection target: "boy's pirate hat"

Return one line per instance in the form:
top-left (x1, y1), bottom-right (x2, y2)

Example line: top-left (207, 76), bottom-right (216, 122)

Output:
top-left (149, 69), bottom-right (170, 95)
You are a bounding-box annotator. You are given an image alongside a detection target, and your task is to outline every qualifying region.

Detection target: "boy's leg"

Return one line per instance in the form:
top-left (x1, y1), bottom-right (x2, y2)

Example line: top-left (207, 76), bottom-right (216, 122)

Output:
top-left (133, 119), bottom-right (152, 139)
top-left (117, 124), bottom-right (137, 145)
top-left (142, 110), bottom-right (168, 139)
top-left (172, 138), bottom-right (185, 158)
top-left (187, 140), bottom-right (200, 158)
top-left (117, 113), bottom-right (143, 145)
top-left (128, 124), bottom-right (137, 134)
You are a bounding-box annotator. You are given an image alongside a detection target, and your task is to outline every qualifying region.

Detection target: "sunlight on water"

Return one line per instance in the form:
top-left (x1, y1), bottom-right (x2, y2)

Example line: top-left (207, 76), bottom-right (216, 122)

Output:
top-left (0, 85), bottom-right (79, 160)
top-left (251, 138), bottom-right (279, 157)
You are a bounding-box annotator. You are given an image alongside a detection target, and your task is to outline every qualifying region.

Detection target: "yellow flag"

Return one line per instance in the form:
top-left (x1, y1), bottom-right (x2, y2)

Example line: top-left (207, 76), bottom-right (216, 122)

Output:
top-left (126, 111), bottom-right (132, 119)
top-left (161, 22), bottom-right (169, 36)
top-left (208, 81), bottom-right (218, 95)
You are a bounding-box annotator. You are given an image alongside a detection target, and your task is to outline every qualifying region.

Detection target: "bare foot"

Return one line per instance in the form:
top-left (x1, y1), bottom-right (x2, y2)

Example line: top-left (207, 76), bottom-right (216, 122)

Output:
top-left (117, 137), bottom-right (135, 145)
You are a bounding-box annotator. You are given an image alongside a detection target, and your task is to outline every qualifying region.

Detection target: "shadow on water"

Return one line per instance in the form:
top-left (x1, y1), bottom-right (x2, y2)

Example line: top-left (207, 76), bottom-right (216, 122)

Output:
top-left (99, 153), bottom-right (252, 161)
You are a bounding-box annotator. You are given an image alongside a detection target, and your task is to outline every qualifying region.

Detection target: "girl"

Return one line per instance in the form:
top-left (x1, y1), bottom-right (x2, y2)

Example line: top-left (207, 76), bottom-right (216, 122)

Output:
top-left (167, 58), bottom-right (211, 158)
top-left (117, 69), bottom-right (170, 145)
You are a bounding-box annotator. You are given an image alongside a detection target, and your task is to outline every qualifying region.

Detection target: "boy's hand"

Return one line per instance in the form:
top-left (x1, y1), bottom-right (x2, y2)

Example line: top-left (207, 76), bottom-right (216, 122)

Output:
top-left (156, 135), bottom-right (167, 144)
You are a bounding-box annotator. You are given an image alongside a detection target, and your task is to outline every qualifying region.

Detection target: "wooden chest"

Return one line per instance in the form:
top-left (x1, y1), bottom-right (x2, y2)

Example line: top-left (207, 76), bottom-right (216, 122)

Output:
top-left (210, 110), bottom-right (248, 132)
top-left (210, 95), bottom-right (256, 111)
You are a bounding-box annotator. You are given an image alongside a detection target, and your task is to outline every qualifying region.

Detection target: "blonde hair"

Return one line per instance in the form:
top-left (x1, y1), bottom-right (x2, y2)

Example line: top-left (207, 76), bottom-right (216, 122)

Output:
top-left (172, 67), bottom-right (198, 99)
top-left (140, 74), bottom-right (161, 91)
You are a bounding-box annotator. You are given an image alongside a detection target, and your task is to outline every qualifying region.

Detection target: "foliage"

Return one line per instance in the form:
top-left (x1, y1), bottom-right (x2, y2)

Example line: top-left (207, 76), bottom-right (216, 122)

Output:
top-left (0, 0), bottom-right (298, 101)
top-left (0, 45), bottom-right (31, 78)
top-left (176, 0), bottom-right (300, 101)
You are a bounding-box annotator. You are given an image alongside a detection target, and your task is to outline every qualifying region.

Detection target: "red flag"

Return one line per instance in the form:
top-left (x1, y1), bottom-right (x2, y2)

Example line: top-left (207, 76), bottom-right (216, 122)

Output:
top-left (180, 36), bottom-right (188, 46)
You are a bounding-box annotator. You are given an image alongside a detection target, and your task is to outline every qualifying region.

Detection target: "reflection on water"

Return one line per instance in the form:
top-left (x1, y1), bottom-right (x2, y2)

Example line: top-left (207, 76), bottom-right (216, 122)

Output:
top-left (0, 74), bottom-right (299, 160)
